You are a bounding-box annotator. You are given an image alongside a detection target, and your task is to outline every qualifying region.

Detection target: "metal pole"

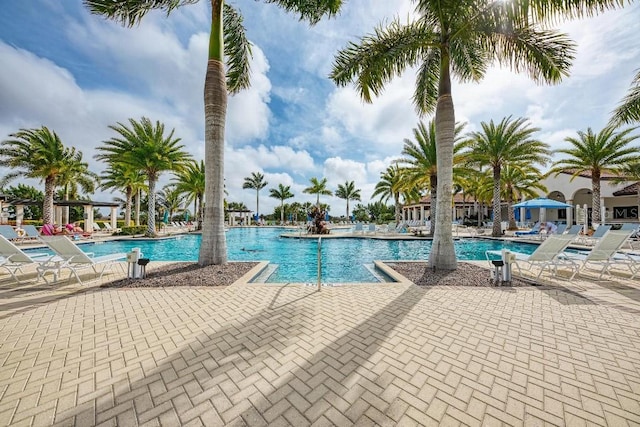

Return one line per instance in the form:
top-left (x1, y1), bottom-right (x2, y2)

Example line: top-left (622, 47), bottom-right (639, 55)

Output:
top-left (317, 237), bottom-right (322, 291)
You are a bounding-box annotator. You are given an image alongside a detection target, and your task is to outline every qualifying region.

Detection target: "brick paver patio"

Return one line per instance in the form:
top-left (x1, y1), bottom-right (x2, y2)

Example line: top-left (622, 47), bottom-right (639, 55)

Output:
top-left (1, 264), bottom-right (639, 426)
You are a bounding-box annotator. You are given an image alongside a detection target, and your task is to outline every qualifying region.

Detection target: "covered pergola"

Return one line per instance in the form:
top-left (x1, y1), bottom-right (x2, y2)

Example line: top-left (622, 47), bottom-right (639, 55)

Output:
top-left (0, 198), bottom-right (120, 233)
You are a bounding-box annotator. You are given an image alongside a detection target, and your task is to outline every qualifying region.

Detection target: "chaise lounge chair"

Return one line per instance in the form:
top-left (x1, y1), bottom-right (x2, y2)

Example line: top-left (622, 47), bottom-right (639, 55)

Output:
top-left (486, 234), bottom-right (578, 279)
top-left (39, 236), bottom-right (127, 284)
top-left (0, 235), bottom-right (54, 282)
top-left (560, 228), bottom-right (636, 279)
top-left (0, 225), bottom-right (21, 242)
top-left (575, 225), bottom-right (611, 246)
top-left (514, 222), bottom-right (541, 238)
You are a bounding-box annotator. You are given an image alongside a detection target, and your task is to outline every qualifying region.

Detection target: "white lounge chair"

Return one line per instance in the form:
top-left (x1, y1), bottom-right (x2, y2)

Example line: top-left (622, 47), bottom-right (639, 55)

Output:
top-left (0, 235), bottom-right (54, 282)
top-left (575, 225), bottom-right (611, 246)
top-left (352, 223), bottom-right (364, 234)
top-left (560, 228), bottom-right (636, 279)
top-left (0, 225), bottom-right (20, 242)
top-left (39, 236), bottom-right (127, 284)
top-left (486, 234), bottom-right (578, 279)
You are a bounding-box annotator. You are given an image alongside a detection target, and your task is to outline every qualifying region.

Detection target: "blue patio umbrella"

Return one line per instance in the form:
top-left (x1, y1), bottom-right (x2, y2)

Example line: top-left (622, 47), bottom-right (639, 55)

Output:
top-left (514, 209), bottom-right (520, 221)
top-left (525, 208), bottom-right (532, 220)
top-left (184, 211), bottom-right (190, 222)
top-left (512, 198), bottom-right (572, 209)
top-left (162, 210), bottom-right (169, 224)
top-left (325, 212), bottom-right (329, 221)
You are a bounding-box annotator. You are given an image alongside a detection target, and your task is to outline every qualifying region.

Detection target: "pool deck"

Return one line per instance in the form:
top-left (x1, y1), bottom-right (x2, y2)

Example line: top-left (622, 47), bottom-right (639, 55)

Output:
top-left (1, 255), bottom-right (640, 426)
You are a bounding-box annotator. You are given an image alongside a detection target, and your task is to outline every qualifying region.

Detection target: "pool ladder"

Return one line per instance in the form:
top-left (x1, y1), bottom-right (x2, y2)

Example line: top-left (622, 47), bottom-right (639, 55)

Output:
top-left (317, 237), bottom-right (322, 291)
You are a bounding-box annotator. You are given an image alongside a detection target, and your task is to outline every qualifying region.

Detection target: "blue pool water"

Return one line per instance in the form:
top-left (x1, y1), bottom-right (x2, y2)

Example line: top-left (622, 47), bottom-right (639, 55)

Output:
top-left (30, 228), bottom-right (540, 283)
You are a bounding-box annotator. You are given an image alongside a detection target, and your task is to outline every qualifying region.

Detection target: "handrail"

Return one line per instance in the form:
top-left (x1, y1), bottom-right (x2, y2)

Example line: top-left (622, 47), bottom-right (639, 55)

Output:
top-left (317, 237), bottom-right (322, 291)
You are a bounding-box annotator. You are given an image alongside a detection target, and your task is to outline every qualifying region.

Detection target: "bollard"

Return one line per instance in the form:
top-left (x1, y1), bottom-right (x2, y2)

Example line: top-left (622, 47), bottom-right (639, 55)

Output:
top-left (127, 248), bottom-right (142, 278)
top-left (501, 249), bottom-right (514, 283)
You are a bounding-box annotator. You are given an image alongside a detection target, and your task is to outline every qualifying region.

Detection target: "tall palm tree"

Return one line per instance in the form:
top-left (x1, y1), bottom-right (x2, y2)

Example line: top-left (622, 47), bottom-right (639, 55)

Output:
top-left (243, 172), bottom-right (268, 217)
top-left (85, 0), bottom-right (344, 266)
top-left (548, 126), bottom-right (640, 224)
top-left (501, 164), bottom-right (548, 229)
top-left (56, 149), bottom-right (99, 225)
top-left (334, 181), bottom-right (361, 220)
top-left (372, 165), bottom-right (420, 225)
top-left (611, 69), bottom-right (640, 125)
top-left (0, 127), bottom-right (80, 225)
top-left (330, 1), bottom-right (590, 269)
top-left (462, 116), bottom-right (551, 237)
top-left (303, 177), bottom-right (332, 206)
top-left (173, 160), bottom-right (205, 230)
top-left (100, 163), bottom-right (147, 227)
top-left (157, 185), bottom-right (186, 224)
top-left (269, 184), bottom-right (294, 224)
top-left (95, 117), bottom-right (192, 237)
top-left (399, 120), bottom-right (466, 234)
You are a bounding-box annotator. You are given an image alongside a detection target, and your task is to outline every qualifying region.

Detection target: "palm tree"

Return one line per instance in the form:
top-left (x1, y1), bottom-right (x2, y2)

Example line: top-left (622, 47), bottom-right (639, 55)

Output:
top-left (548, 126), bottom-right (640, 225)
top-left (330, 1), bottom-right (589, 269)
top-left (0, 126), bottom-right (81, 225)
top-left (173, 160), bottom-right (205, 230)
top-left (243, 172), bottom-right (268, 217)
top-left (462, 116), bottom-right (551, 237)
top-left (85, 0), bottom-right (344, 266)
top-left (372, 165), bottom-right (420, 225)
top-left (56, 150), bottom-right (99, 225)
top-left (611, 69), bottom-right (640, 125)
top-left (95, 117), bottom-right (192, 237)
top-left (157, 185), bottom-right (186, 225)
top-left (399, 120), bottom-right (466, 234)
top-left (100, 163), bottom-right (147, 227)
top-left (334, 181), bottom-right (361, 220)
top-left (269, 184), bottom-right (294, 224)
top-left (501, 164), bottom-right (548, 229)
top-left (303, 177), bottom-right (332, 206)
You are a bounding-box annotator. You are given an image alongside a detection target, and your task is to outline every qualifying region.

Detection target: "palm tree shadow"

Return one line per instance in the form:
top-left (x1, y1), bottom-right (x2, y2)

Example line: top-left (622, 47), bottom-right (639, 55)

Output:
top-left (92, 283), bottom-right (430, 425)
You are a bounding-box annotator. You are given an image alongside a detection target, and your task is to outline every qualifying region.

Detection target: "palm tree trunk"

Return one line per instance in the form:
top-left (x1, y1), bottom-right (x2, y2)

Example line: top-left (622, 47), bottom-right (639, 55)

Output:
top-left (280, 200), bottom-right (284, 224)
top-left (256, 190), bottom-right (259, 218)
top-left (346, 199), bottom-right (350, 219)
top-left (394, 194), bottom-right (400, 225)
top-left (492, 166), bottom-right (502, 237)
top-left (125, 187), bottom-right (132, 227)
top-left (63, 186), bottom-right (70, 225)
top-left (43, 176), bottom-right (55, 225)
top-left (592, 174), bottom-right (602, 225)
top-left (135, 189), bottom-right (141, 226)
top-left (430, 173), bottom-right (437, 235)
top-left (199, 0), bottom-right (227, 265)
top-left (147, 177), bottom-right (156, 237)
top-left (429, 55), bottom-right (457, 270)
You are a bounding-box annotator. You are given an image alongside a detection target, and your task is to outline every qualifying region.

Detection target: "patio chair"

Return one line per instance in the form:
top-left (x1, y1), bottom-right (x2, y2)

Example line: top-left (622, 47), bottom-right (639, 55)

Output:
top-left (0, 225), bottom-right (21, 242)
top-left (20, 224), bottom-right (43, 242)
top-left (366, 223), bottom-right (377, 234)
top-left (564, 224), bottom-right (584, 236)
top-left (560, 228), bottom-right (636, 279)
top-left (575, 225), bottom-right (611, 246)
top-left (352, 223), bottom-right (364, 234)
top-left (103, 223), bottom-right (121, 233)
top-left (514, 222), bottom-right (541, 237)
top-left (486, 234), bottom-right (578, 279)
top-left (39, 236), bottom-right (127, 284)
top-left (0, 235), bottom-right (55, 282)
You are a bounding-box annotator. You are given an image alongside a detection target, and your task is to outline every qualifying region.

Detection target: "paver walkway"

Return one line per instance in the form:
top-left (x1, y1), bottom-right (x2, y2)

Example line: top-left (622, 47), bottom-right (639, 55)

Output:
top-left (1, 266), bottom-right (639, 426)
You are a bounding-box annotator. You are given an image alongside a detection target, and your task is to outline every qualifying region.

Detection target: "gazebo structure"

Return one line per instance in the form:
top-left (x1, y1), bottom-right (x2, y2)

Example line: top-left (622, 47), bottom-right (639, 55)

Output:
top-left (0, 198), bottom-right (120, 233)
top-left (226, 209), bottom-right (252, 226)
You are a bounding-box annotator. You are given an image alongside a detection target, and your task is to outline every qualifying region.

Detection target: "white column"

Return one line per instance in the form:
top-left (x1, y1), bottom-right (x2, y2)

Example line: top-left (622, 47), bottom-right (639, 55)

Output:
top-left (84, 205), bottom-right (93, 233)
top-left (600, 197), bottom-right (606, 226)
top-left (111, 207), bottom-right (118, 230)
top-left (566, 199), bottom-right (573, 226)
top-left (55, 206), bottom-right (63, 226)
top-left (420, 205), bottom-right (425, 223)
top-left (15, 205), bottom-right (24, 227)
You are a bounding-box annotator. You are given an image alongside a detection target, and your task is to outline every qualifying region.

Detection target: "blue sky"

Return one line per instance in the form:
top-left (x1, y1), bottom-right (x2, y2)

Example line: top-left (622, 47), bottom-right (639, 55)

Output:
top-left (1, 1), bottom-right (639, 217)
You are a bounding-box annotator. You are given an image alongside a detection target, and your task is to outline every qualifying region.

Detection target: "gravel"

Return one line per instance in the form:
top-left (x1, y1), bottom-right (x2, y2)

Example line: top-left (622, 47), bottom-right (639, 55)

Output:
top-left (101, 262), bottom-right (259, 288)
top-left (385, 262), bottom-right (533, 287)
top-left (101, 261), bottom-right (532, 288)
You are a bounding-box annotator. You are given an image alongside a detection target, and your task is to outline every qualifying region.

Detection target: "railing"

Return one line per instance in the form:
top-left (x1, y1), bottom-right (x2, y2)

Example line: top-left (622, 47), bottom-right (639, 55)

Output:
top-left (317, 237), bottom-right (322, 291)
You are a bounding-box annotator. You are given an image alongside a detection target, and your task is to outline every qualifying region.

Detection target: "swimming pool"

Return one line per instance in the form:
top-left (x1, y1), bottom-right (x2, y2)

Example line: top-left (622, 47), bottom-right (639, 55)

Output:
top-left (32, 228), bottom-right (540, 283)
